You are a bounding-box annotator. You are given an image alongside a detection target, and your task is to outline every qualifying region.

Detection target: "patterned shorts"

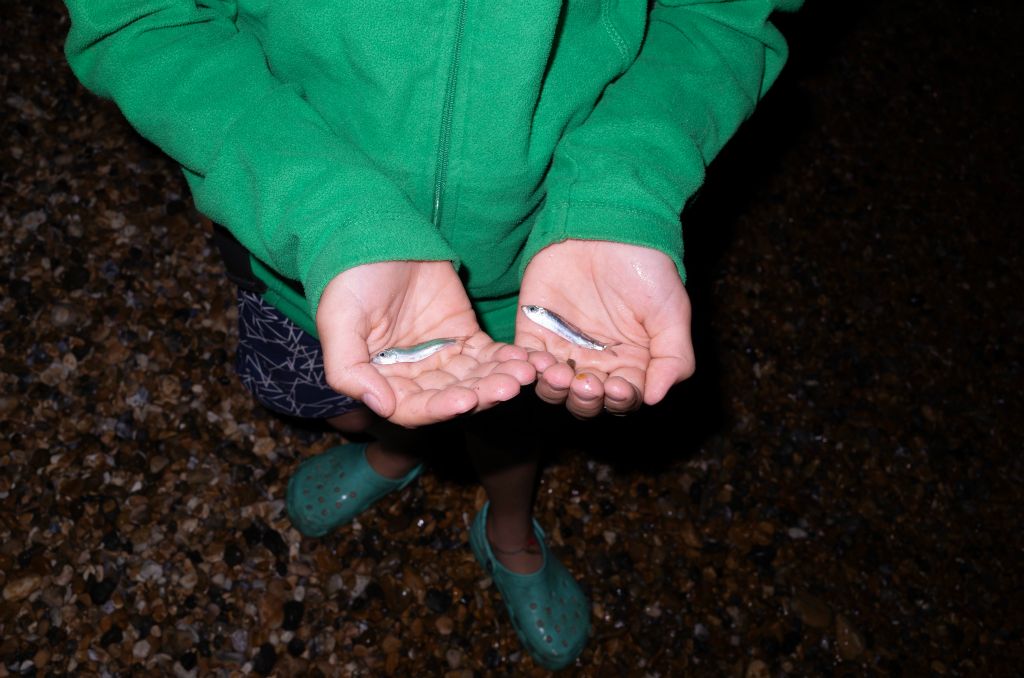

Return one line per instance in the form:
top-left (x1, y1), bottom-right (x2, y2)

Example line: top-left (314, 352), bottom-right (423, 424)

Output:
top-left (235, 289), bottom-right (361, 420)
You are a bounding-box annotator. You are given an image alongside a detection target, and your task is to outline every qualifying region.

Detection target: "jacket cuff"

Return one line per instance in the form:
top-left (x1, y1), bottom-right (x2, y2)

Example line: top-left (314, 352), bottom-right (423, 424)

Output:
top-left (520, 199), bottom-right (686, 284)
top-left (301, 210), bottom-right (459, 321)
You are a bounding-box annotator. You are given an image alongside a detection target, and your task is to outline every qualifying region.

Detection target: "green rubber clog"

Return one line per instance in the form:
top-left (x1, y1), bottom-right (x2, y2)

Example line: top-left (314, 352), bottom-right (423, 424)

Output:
top-left (286, 442), bottom-right (422, 537)
top-left (469, 502), bottom-right (590, 671)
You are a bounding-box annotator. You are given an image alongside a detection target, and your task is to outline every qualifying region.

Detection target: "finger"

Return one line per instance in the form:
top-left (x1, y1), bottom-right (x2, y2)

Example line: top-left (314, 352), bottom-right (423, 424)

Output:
top-left (388, 384), bottom-right (479, 428)
top-left (488, 358), bottom-right (538, 387)
top-left (424, 387), bottom-right (480, 421)
top-left (444, 353), bottom-right (535, 387)
top-left (567, 371), bottom-right (606, 419)
top-left (535, 362), bottom-right (575, 405)
top-left (526, 349), bottom-right (558, 373)
top-left (463, 333), bottom-right (526, 363)
top-left (320, 330), bottom-right (396, 418)
top-left (644, 299), bottom-right (695, 405)
top-left (470, 372), bottom-right (524, 410)
top-left (644, 329), bottom-right (695, 405)
top-left (645, 356), bottom-right (695, 405)
top-left (603, 372), bottom-right (644, 415)
top-left (491, 342), bottom-right (530, 363)
top-left (513, 326), bottom-right (563, 373)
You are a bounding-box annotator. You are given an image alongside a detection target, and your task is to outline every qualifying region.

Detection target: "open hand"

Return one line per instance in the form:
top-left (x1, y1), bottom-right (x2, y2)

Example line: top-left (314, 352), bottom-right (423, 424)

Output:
top-left (516, 240), bottom-right (695, 418)
top-left (317, 261), bottom-right (535, 427)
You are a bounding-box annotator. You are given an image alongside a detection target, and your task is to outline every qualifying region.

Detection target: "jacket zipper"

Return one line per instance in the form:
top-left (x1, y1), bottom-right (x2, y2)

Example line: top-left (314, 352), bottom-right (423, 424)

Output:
top-left (431, 0), bottom-right (468, 228)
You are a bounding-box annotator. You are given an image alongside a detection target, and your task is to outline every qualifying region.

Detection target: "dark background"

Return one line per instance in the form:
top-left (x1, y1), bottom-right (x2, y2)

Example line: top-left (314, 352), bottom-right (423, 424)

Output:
top-left (1, 1), bottom-right (1021, 675)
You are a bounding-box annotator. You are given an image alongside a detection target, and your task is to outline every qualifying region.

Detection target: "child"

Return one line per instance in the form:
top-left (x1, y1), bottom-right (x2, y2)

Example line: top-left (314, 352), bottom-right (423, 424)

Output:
top-left (63, 0), bottom-right (800, 668)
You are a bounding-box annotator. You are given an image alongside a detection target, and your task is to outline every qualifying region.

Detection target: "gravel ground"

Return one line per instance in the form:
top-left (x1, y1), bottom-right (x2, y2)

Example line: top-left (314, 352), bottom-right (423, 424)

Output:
top-left (2, 1), bottom-right (1021, 676)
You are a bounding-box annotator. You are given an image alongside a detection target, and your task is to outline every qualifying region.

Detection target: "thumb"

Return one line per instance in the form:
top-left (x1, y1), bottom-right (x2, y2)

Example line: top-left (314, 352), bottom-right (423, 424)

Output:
top-left (643, 318), bottom-right (695, 406)
top-left (319, 324), bottom-right (396, 418)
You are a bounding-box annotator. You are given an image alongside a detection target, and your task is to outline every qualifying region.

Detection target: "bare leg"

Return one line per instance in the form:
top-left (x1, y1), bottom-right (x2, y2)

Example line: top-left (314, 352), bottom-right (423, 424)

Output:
top-left (327, 408), bottom-right (421, 480)
top-left (331, 402), bottom-right (544, 573)
top-left (465, 402), bottom-right (544, 574)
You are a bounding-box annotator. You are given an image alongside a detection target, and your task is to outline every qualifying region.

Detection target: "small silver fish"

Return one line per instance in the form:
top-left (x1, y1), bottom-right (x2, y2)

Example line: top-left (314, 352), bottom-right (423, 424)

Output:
top-left (520, 305), bottom-right (615, 352)
top-left (371, 337), bottom-right (459, 365)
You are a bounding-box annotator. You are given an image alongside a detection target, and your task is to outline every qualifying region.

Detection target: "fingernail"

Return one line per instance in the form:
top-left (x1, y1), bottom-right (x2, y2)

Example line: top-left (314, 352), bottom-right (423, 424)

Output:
top-left (363, 393), bottom-right (384, 416)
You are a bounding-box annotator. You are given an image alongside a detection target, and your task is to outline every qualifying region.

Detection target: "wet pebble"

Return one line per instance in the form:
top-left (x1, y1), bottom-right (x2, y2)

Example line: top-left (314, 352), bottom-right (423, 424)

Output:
top-left (87, 576), bottom-right (118, 606)
top-left (149, 455), bottom-right (170, 475)
top-left (100, 626), bottom-right (123, 647)
top-left (180, 651), bottom-right (197, 671)
top-left (230, 629), bottom-right (249, 653)
top-left (132, 639), bottom-right (151, 660)
top-left (243, 522), bottom-right (265, 547)
top-left (50, 303), bottom-right (75, 327)
top-left (435, 616), bottom-right (454, 636)
top-left (287, 637), bottom-right (305, 658)
top-left (138, 561), bottom-right (163, 582)
top-left (746, 659), bottom-right (770, 678)
top-left (282, 600), bottom-right (304, 631)
top-left (792, 593), bottom-right (832, 629)
top-left (253, 643), bottom-right (277, 675)
top-left (223, 542), bottom-right (244, 567)
top-left (835, 614), bottom-right (865, 661)
top-left (2, 574), bottom-right (40, 602)
top-left (261, 529), bottom-right (287, 558)
top-left (644, 602), bottom-right (662, 618)
top-left (425, 588), bottom-right (451, 614)
top-left (260, 593), bottom-right (284, 629)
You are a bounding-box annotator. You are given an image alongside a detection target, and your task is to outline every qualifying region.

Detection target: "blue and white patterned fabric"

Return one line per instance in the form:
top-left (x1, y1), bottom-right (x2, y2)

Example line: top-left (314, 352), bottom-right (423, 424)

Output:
top-left (235, 289), bottom-right (360, 419)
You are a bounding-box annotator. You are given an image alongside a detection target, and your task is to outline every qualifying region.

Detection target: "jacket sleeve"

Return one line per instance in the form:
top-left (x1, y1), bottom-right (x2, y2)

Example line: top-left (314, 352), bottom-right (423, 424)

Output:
top-left (522, 0), bottom-right (803, 282)
top-left (63, 0), bottom-right (457, 317)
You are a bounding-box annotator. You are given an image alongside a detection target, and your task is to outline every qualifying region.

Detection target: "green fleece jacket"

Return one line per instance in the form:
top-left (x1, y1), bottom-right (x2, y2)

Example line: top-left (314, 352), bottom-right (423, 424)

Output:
top-left (64, 0), bottom-right (800, 342)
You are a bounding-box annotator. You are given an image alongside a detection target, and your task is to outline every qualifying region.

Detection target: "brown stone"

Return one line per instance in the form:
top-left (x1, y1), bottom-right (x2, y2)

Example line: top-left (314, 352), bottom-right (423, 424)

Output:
top-left (2, 574), bottom-right (41, 602)
top-left (260, 593), bottom-right (284, 629)
top-left (792, 592), bottom-right (832, 629)
top-left (746, 659), bottom-right (770, 678)
top-left (403, 567), bottom-right (427, 605)
top-left (435, 616), bottom-right (454, 636)
top-left (835, 614), bottom-right (865, 661)
top-left (381, 635), bottom-right (401, 654)
top-left (32, 648), bottom-right (50, 669)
